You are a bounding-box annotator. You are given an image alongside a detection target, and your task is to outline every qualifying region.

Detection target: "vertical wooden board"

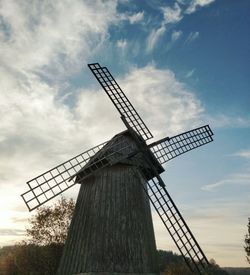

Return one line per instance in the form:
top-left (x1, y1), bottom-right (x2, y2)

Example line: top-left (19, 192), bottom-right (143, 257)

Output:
top-left (57, 164), bottom-right (159, 275)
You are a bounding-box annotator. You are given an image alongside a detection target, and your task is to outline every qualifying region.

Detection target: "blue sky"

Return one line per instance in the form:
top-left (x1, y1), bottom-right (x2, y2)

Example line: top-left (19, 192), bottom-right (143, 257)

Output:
top-left (0, 0), bottom-right (249, 268)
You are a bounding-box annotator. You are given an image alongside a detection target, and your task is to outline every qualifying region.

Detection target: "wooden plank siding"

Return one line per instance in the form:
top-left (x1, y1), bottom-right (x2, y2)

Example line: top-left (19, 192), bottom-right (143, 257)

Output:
top-left (57, 134), bottom-right (159, 275)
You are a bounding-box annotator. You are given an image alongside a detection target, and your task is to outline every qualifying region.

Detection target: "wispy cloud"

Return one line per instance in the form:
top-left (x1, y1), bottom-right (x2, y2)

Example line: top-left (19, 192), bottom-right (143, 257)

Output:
top-left (171, 30), bottom-right (183, 42)
top-left (0, 0), bottom-right (123, 246)
top-left (185, 0), bottom-right (215, 14)
top-left (146, 25), bottom-right (166, 52)
top-left (201, 176), bottom-right (250, 192)
top-left (0, 63), bottom-right (206, 189)
top-left (120, 11), bottom-right (145, 24)
top-left (206, 114), bottom-right (250, 129)
top-left (233, 149), bottom-right (250, 159)
top-left (185, 31), bottom-right (200, 44)
top-left (201, 145), bottom-right (250, 194)
top-left (162, 3), bottom-right (183, 24)
top-left (127, 11), bottom-right (144, 24)
top-left (0, 1), bottom-right (119, 77)
top-left (119, 65), bottom-right (204, 137)
top-left (116, 39), bottom-right (127, 49)
top-left (146, 0), bottom-right (214, 52)
top-left (202, 149), bottom-right (250, 192)
top-left (164, 30), bottom-right (183, 52)
top-left (146, 3), bottom-right (183, 52)
top-left (185, 69), bottom-right (195, 78)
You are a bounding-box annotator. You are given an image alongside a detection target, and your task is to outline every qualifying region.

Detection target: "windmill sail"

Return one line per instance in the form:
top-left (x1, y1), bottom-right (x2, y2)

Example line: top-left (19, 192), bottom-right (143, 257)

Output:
top-left (144, 175), bottom-right (209, 274)
top-left (149, 125), bottom-right (213, 164)
top-left (21, 135), bottom-right (134, 211)
top-left (88, 63), bottom-right (153, 141)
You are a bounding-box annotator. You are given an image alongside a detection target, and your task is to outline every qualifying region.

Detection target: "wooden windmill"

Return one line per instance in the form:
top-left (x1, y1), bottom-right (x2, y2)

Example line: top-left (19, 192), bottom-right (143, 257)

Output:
top-left (21, 63), bottom-right (214, 275)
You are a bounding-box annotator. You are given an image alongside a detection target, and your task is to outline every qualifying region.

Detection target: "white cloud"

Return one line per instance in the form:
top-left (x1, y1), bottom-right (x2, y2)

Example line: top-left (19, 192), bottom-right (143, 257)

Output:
top-left (146, 0), bottom-right (215, 51)
top-left (146, 3), bottom-right (183, 52)
top-left (128, 11), bottom-right (144, 24)
top-left (116, 39), bottom-right (127, 49)
top-left (0, 63), bottom-right (205, 187)
top-left (207, 114), bottom-right (250, 129)
top-left (186, 0), bottom-right (215, 14)
top-left (0, 0), bottom-right (122, 245)
top-left (120, 11), bottom-right (144, 24)
top-left (0, 5), bottom-right (205, 241)
top-left (201, 160), bottom-right (250, 192)
top-left (233, 149), bottom-right (250, 159)
top-left (162, 3), bottom-right (183, 24)
top-left (176, 0), bottom-right (187, 4)
top-left (0, 0), bottom-right (118, 77)
top-left (185, 31), bottom-right (199, 44)
top-left (118, 65), bottom-right (204, 138)
top-left (185, 69), bottom-right (195, 78)
top-left (171, 30), bottom-right (182, 42)
top-left (0, 42), bottom-right (207, 245)
top-left (0, 1), bottom-right (123, 184)
top-left (202, 148), bottom-right (250, 192)
top-left (201, 176), bottom-right (250, 192)
top-left (146, 25), bottom-right (166, 52)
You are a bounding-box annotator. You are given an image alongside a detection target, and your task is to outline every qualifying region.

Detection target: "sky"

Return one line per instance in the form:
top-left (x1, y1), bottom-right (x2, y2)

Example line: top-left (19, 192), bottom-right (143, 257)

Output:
top-left (0, 0), bottom-right (249, 268)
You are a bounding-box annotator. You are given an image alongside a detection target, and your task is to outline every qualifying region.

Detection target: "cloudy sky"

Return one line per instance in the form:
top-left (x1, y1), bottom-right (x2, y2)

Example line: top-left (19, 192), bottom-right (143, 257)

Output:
top-left (0, 0), bottom-right (249, 268)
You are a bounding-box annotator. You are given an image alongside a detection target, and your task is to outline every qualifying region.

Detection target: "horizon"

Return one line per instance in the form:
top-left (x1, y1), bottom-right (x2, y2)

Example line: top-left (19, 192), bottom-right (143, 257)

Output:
top-left (0, 0), bottom-right (249, 268)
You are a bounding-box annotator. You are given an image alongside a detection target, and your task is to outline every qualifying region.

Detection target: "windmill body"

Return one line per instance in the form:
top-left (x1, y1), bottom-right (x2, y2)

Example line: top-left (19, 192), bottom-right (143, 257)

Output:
top-left (21, 63), bottom-right (214, 274)
top-left (57, 131), bottom-right (159, 274)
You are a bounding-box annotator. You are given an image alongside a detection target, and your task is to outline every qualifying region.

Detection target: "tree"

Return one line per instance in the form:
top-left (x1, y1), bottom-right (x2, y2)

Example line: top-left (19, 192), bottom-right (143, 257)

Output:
top-left (158, 249), bottom-right (183, 272)
top-left (157, 250), bottom-right (192, 274)
top-left (14, 243), bottom-right (63, 275)
top-left (244, 218), bottom-right (250, 264)
top-left (164, 261), bottom-right (192, 275)
top-left (0, 246), bottom-right (18, 275)
top-left (203, 259), bottom-right (230, 275)
top-left (159, 254), bottom-right (230, 275)
top-left (26, 197), bottom-right (75, 245)
top-left (0, 197), bottom-right (75, 275)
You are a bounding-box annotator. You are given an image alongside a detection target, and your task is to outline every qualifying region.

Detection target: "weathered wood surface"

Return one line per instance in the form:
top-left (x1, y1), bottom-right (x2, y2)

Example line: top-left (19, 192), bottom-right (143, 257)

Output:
top-left (57, 134), bottom-right (159, 275)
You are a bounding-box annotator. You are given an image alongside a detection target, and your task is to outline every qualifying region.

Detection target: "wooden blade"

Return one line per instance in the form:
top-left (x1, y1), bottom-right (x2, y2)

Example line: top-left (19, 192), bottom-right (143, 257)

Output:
top-left (149, 125), bottom-right (213, 164)
top-left (144, 175), bottom-right (210, 274)
top-left (88, 63), bottom-right (153, 141)
top-left (21, 135), bottom-right (133, 211)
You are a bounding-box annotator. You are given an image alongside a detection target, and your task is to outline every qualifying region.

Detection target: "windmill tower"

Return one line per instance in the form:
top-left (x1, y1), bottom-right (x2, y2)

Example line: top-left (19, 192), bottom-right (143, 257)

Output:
top-left (21, 63), bottom-right (214, 275)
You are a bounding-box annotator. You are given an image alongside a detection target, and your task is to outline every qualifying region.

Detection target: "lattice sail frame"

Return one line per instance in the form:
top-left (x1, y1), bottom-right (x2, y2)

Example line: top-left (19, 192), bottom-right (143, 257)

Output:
top-left (145, 176), bottom-right (209, 273)
top-left (88, 63), bottom-right (153, 141)
top-left (128, 164), bottom-right (210, 274)
top-left (149, 125), bottom-right (213, 164)
top-left (21, 136), bottom-right (133, 211)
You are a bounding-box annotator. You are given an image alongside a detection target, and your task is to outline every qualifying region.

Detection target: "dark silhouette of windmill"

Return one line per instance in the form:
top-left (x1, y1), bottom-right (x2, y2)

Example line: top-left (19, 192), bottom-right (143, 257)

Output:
top-left (21, 63), bottom-right (214, 275)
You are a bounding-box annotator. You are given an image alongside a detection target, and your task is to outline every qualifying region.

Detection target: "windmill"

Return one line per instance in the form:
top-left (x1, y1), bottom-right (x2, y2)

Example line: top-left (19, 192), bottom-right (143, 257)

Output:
top-left (21, 63), bottom-right (214, 275)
